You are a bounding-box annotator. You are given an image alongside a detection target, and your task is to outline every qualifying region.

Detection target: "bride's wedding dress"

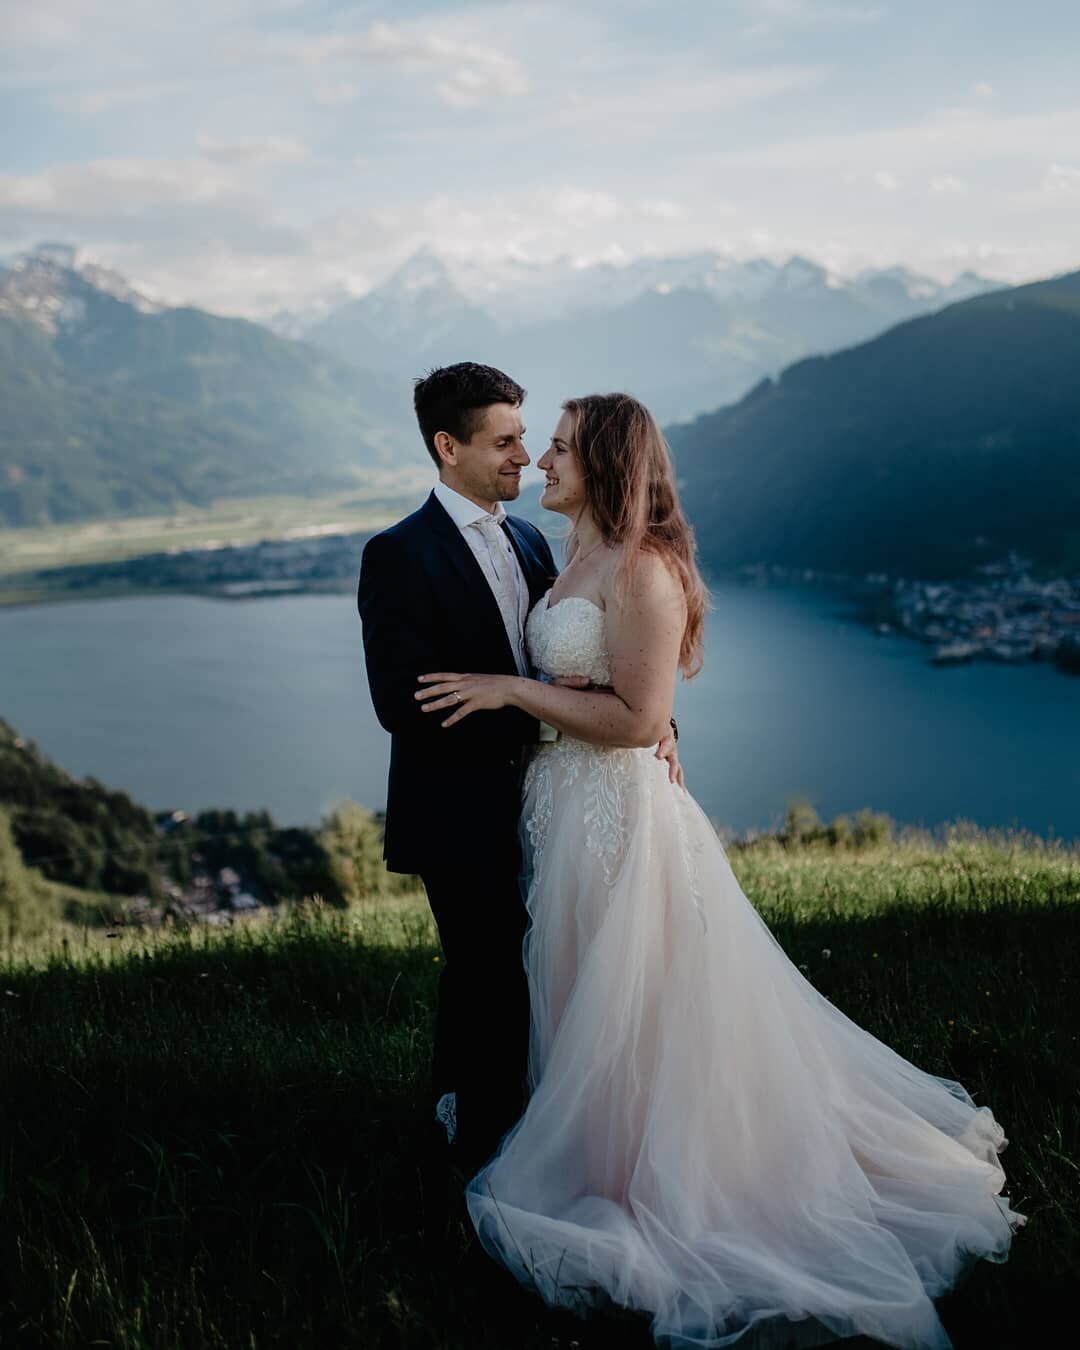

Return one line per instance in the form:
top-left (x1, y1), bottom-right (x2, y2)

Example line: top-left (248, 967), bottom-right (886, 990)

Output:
top-left (466, 593), bottom-right (1023, 1350)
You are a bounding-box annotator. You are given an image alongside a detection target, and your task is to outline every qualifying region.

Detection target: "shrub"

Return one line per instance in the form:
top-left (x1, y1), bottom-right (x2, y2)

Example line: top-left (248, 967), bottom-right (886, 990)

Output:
top-left (319, 802), bottom-right (417, 902)
top-left (0, 807), bottom-right (57, 938)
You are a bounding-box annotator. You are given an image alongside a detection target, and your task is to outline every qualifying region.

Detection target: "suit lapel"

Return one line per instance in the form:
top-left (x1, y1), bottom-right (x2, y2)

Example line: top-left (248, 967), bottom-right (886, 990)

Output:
top-left (419, 493), bottom-right (518, 671)
top-left (503, 514), bottom-right (557, 609)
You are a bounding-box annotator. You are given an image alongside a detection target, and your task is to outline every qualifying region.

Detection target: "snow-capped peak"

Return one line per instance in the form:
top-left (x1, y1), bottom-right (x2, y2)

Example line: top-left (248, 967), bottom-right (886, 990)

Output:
top-left (377, 247), bottom-right (456, 298)
top-left (0, 241), bottom-right (163, 335)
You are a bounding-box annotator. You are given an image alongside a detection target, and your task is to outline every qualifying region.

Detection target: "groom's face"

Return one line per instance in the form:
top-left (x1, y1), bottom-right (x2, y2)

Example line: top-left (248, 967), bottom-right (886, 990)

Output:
top-left (439, 402), bottom-right (529, 510)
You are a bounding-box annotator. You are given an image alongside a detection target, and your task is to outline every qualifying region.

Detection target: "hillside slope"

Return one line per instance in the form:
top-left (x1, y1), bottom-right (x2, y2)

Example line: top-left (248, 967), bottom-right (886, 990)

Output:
top-left (667, 271), bottom-right (1080, 576)
top-left (0, 249), bottom-right (413, 526)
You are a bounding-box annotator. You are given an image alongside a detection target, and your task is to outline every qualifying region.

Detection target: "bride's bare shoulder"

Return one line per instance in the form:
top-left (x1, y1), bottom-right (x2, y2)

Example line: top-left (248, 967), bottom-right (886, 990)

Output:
top-left (602, 546), bottom-right (685, 611)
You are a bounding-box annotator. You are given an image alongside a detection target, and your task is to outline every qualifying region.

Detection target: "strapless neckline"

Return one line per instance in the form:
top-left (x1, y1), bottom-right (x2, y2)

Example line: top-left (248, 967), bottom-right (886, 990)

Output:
top-left (542, 587), bottom-right (604, 617)
top-left (529, 588), bottom-right (612, 685)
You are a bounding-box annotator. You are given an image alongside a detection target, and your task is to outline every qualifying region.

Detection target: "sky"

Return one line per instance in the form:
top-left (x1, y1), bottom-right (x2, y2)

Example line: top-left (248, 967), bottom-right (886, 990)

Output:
top-left (3, 0), bottom-right (1079, 318)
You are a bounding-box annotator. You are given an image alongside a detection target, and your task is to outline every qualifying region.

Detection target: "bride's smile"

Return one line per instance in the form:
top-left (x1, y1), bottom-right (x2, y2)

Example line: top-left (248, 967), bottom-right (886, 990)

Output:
top-left (537, 410), bottom-right (588, 518)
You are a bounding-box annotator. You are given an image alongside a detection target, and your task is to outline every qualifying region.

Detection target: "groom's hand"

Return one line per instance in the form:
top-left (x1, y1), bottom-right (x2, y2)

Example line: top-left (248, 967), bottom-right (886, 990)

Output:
top-left (656, 728), bottom-right (684, 789)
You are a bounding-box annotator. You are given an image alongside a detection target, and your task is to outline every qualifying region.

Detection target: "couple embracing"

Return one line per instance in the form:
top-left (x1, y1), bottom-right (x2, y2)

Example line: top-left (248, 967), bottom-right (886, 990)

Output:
top-left (357, 363), bottom-right (1021, 1350)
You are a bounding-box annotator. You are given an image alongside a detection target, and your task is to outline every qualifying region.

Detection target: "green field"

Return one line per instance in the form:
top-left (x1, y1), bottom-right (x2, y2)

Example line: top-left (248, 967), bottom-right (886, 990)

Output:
top-left (1, 829), bottom-right (1077, 1348)
top-left (0, 481), bottom-right (430, 593)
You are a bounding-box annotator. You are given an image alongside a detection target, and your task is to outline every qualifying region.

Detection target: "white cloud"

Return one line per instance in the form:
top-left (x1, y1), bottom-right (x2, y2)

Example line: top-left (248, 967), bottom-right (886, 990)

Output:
top-left (0, 157), bottom-right (238, 217)
top-left (1039, 163), bottom-right (1080, 200)
top-left (715, 103), bottom-right (1080, 176)
top-left (313, 82), bottom-right (359, 107)
top-left (1, 0), bottom-right (314, 52)
top-left (433, 64), bottom-right (829, 152)
top-left (0, 133), bottom-right (312, 228)
top-left (551, 189), bottom-right (623, 222)
top-left (273, 19), bottom-right (530, 107)
top-left (639, 199), bottom-right (687, 220)
top-left (0, 1), bottom-right (80, 46)
top-left (195, 134), bottom-right (310, 166)
top-left (744, 0), bottom-right (883, 33)
top-left (50, 83), bottom-right (187, 117)
top-left (5, 2), bottom-right (1077, 312)
top-left (375, 184), bottom-right (737, 276)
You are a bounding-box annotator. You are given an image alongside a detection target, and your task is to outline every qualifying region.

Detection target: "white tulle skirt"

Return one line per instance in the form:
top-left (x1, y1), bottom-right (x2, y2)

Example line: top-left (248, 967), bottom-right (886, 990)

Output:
top-left (466, 737), bottom-right (1023, 1350)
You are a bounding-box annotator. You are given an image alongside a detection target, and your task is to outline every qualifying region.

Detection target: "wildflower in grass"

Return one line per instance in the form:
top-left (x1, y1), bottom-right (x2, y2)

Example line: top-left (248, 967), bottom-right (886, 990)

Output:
top-left (872, 952), bottom-right (879, 959)
top-left (433, 955), bottom-right (440, 963)
top-left (821, 948), bottom-right (831, 959)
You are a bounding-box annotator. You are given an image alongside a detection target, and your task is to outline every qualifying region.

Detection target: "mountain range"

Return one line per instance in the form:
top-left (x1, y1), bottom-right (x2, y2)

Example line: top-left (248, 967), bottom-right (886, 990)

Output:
top-left (0, 244), bottom-right (414, 527)
top-left (286, 248), bottom-right (999, 430)
top-left (3, 242), bottom-right (1075, 586)
top-left (666, 270), bottom-right (1080, 578)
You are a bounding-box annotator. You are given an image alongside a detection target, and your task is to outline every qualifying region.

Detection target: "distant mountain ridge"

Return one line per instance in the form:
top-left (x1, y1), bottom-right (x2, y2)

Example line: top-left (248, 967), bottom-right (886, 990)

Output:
top-left (285, 246), bottom-right (994, 331)
top-left (666, 270), bottom-right (1080, 578)
top-left (3, 239), bottom-right (1052, 576)
top-left (0, 246), bottom-right (415, 528)
top-left (292, 247), bottom-right (1001, 428)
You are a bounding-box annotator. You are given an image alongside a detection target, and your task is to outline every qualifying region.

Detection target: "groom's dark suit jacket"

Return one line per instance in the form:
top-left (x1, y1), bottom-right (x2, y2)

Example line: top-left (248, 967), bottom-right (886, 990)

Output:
top-left (357, 491), bottom-right (558, 874)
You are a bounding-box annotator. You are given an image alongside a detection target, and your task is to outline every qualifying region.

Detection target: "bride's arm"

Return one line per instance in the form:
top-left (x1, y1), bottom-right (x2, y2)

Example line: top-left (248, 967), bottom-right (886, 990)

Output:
top-left (416, 554), bottom-right (685, 750)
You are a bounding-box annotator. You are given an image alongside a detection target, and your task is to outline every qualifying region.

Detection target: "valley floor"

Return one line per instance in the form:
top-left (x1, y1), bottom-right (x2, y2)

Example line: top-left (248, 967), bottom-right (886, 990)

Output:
top-left (0, 484), bottom-right (428, 606)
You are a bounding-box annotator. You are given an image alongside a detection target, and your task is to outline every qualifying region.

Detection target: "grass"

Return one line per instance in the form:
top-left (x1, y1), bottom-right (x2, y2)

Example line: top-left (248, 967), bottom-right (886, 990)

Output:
top-left (1, 831), bottom-right (1077, 1348)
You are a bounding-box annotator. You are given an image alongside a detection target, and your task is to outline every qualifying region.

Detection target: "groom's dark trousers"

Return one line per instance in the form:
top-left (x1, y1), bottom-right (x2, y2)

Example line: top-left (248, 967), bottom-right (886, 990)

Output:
top-left (357, 491), bottom-right (557, 1169)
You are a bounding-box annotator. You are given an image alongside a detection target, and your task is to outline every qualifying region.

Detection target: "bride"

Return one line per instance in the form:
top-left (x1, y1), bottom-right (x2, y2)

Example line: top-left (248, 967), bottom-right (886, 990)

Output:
top-left (415, 393), bottom-right (1023, 1349)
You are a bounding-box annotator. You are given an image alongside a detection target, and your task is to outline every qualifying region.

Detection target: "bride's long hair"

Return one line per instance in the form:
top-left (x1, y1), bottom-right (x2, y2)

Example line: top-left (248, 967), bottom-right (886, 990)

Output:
top-left (562, 392), bottom-right (709, 678)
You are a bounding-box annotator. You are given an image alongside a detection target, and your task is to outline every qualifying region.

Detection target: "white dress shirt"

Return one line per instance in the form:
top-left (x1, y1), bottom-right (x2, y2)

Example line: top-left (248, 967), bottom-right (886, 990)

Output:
top-left (433, 481), bottom-right (531, 678)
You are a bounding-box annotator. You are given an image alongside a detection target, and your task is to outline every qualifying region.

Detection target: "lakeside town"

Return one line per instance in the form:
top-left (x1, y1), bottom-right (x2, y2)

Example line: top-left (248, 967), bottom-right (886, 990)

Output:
top-left (5, 526), bottom-right (1080, 676)
top-left (129, 856), bottom-right (263, 928)
top-left (111, 804), bottom-right (353, 930)
top-left (873, 554), bottom-right (1080, 673)
top-left (737, 553), bottom-right (1080, 674)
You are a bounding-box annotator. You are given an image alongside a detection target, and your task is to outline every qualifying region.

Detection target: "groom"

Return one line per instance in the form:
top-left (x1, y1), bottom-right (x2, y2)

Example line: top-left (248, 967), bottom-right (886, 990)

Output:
top-left (357, 362), bottom-right (558, 1170)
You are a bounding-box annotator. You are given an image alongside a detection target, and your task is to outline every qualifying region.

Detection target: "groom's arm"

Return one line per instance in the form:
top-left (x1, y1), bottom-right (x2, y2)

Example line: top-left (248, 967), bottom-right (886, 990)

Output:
top-left (420, 555), bottom-right (684, 751)
top-left (357, 532), bottom-right (457, 739)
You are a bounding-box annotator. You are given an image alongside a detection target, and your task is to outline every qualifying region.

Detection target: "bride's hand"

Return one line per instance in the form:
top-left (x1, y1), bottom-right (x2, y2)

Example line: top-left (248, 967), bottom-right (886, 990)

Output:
top-left (415, 672), bottom-right (522, 727)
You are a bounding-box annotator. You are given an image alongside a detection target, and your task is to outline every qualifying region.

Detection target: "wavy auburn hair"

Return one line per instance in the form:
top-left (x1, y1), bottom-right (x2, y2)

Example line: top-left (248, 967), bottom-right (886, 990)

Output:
top-left (562, 392), bottom-right (709, 678)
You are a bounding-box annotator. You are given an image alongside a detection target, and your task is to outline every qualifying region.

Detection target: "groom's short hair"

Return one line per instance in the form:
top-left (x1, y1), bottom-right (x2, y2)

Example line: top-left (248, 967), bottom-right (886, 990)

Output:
top-left (414, 362), bottom-right (526, 465)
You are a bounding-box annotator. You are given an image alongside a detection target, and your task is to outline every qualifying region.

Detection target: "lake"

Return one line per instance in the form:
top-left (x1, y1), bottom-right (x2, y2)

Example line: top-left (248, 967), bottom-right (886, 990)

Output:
top-left (2, 583), bottom-right (1078, 841)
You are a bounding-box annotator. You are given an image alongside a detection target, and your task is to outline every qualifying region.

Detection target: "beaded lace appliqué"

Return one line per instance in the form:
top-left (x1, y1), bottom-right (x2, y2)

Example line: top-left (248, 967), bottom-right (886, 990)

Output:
top-left (523, 594), bottom-right (638, 888)
top-left (675, 803), bottom-right (708, 932)
top-left (525, 593), bottom-right (612, 688)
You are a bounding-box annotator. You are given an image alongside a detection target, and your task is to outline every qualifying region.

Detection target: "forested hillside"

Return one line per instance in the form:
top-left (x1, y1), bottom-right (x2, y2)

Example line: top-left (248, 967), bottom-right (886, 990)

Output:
top-left (668, 271), bottom-right (1080, 577)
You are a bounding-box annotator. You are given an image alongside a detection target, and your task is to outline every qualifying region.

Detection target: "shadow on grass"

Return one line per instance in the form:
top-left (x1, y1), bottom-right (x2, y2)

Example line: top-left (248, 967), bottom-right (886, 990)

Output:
top-left (0, 898), bottom-right (1076, 1348)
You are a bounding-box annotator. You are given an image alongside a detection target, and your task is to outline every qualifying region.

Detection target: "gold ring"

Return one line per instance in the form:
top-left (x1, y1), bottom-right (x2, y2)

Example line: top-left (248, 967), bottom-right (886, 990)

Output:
top-left (454, 690), bottom-right (462, 703)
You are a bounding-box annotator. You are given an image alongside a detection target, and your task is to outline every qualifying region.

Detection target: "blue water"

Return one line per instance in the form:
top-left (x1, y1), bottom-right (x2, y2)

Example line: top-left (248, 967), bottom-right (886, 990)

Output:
top-left (1, 584), bottom-right (1078, 839)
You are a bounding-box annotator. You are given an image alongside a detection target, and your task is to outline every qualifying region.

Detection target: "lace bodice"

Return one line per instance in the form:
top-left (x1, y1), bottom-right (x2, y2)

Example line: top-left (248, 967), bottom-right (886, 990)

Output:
top-left (526, 591), bottom-right (612, 686)
top-left (523, 589), bottom-right (640, 892)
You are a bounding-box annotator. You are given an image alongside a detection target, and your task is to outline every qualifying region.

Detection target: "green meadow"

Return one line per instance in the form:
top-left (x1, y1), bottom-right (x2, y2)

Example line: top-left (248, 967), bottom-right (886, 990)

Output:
top-left (0, 484), bottom-right (428, 606)
top-left (1, 826), bottom-right (1077, 1348)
